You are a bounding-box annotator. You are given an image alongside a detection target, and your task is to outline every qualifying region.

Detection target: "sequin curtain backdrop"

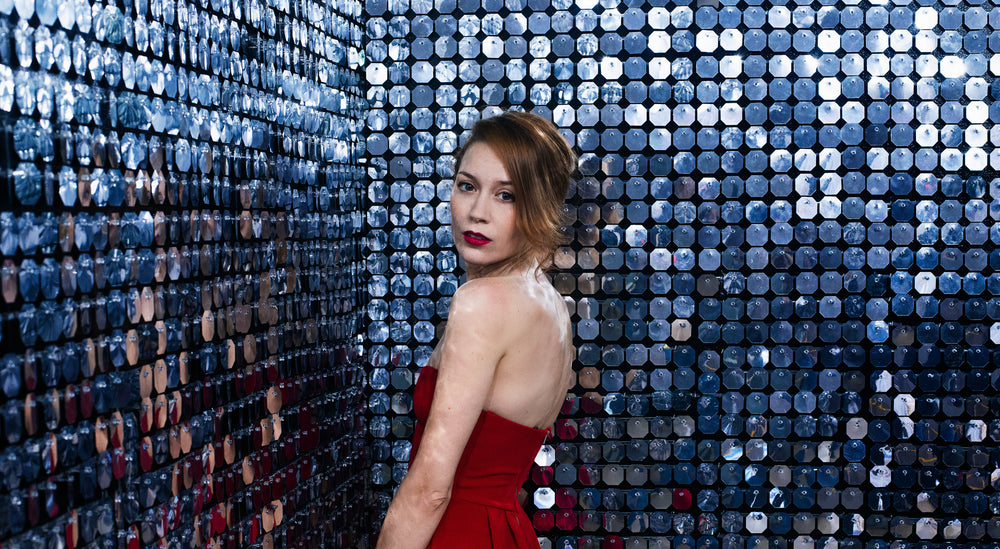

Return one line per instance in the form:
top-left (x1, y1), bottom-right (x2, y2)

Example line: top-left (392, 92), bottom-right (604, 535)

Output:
top-left (365, 0), bottom-right (1000, 547)
top-left (0, 0), bottom-right (369, 546)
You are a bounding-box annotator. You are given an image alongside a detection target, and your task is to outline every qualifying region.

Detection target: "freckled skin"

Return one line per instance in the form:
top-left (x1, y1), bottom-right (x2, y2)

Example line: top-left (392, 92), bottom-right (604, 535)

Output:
top-left (515, 267), bottom-right (571, 347)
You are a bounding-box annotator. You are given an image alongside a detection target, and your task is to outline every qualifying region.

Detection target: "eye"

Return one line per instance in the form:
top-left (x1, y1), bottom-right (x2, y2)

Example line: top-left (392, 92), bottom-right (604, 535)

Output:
top-left (456, 180), bottom-right (474, 192)
top-left (498, 191), bottom-right (515, 202)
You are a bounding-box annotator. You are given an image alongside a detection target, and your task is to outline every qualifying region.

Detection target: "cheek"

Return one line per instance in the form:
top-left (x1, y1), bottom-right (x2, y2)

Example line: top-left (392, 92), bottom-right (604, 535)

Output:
top-left (507, 216), bottom-right (525, 244)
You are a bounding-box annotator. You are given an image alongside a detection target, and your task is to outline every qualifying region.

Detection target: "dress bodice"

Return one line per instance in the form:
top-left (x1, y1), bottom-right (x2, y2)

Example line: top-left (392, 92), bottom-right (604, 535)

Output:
top-left (411, 366), bottom-right (550, 512)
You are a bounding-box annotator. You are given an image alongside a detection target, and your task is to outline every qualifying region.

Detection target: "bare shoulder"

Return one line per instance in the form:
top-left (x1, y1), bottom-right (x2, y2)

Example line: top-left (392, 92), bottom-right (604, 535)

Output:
top-left (448, 276), bottom-right (537, 321)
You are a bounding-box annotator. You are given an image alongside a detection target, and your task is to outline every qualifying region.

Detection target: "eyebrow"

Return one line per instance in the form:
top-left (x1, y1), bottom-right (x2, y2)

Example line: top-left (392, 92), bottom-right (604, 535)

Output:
top-left (457, 171), bottom-right (513, 186)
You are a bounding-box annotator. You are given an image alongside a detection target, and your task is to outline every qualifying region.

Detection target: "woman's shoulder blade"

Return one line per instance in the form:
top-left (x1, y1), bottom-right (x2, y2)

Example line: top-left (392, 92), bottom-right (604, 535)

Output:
top-left (450, 276), bottom-right (541, 319)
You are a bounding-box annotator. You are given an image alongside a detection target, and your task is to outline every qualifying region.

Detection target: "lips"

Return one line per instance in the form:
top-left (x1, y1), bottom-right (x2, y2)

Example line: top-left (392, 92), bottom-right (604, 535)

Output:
top-left (463, 231), bottom-right (491, 246)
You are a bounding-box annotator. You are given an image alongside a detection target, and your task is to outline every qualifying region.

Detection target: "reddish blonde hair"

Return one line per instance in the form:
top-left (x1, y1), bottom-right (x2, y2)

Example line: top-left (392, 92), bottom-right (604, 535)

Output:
top-left (454, 111), bottom-right (575, 271)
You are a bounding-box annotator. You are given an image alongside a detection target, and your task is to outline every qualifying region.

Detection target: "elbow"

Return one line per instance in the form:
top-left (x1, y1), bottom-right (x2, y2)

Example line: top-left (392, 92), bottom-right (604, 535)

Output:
top-left (420, 486), bottom-right (452, 512)
top-left (400, 462), bottom-right (454, 513)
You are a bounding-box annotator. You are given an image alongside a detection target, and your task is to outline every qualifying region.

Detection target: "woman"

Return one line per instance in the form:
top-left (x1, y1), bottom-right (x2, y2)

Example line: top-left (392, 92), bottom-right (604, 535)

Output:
top-left (376, 111), bottom-right (577, 548)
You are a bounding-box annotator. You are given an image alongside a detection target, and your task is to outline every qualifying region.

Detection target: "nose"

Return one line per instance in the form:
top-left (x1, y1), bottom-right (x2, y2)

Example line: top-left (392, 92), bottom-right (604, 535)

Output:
top-left (467, 192), bottom-right (489, 223)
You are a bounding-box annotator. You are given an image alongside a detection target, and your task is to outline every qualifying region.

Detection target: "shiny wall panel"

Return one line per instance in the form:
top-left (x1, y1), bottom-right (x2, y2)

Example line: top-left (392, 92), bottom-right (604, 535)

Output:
top-left (366, 0), bottom-right (1000, 547)
top-left (0, 0), bottom-right (368, 547)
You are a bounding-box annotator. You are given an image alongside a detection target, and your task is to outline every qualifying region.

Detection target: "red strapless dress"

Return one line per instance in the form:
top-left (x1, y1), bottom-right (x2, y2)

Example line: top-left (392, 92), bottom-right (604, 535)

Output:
top-left (410, 367), bottom-right (549, 548)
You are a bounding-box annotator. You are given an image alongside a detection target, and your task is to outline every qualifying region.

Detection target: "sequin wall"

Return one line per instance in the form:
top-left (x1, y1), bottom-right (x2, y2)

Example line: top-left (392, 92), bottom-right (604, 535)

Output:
top-left (365, 0), bottom-right (1000, 547)
top-left (0, 0), bottom-right (368, 546)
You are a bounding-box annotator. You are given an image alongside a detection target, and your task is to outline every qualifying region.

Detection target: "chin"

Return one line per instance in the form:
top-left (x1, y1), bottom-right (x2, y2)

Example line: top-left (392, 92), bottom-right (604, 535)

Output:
top-left (459, 251), bottom-right (500, 267)
top-left (458, 249), bottom-right (511, 271)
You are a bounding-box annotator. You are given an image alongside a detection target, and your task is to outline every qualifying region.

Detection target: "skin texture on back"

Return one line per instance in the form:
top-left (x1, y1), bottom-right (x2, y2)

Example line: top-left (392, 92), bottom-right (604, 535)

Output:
top-left (431, 271), bottom-right (573, 430)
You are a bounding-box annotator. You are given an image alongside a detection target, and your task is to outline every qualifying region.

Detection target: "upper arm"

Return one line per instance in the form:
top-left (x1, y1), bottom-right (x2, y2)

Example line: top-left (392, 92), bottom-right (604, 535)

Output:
top-left (405, 280), bottom-right (517, 495)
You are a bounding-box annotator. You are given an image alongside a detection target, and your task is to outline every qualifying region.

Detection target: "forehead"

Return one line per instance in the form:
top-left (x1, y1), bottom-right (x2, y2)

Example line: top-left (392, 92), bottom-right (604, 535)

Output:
top-left (456, 142), bottom-right (510, 182)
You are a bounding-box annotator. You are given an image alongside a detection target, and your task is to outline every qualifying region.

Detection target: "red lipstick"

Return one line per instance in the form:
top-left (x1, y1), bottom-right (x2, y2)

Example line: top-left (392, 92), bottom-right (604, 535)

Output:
top-left (463, 231), bottom-right (490, 246)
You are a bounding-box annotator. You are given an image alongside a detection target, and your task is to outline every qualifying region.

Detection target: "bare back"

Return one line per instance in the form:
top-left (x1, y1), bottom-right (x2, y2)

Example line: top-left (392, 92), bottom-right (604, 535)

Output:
top-left (429, 269), bottom-right (573, 430)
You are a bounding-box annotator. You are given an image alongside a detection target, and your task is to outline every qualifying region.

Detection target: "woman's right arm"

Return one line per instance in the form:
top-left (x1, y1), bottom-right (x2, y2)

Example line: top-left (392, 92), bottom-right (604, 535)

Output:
top-left (376, 279), bottom-right (519, 548)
